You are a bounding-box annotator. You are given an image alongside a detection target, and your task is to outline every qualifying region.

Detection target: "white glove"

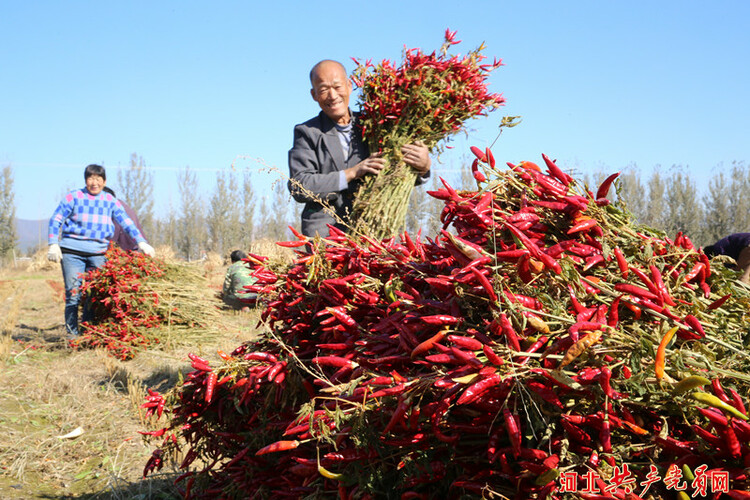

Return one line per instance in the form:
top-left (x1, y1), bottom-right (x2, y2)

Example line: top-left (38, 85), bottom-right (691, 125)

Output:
top-left (47, 244), bottom-right (62, 263)
top-left (138, 241), bottom-right (155, 257)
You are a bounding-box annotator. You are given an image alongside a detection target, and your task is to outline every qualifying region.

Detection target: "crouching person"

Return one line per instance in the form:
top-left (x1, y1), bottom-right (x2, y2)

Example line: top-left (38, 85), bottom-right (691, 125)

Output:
top-left (222, 250), bottom-right (258, 311)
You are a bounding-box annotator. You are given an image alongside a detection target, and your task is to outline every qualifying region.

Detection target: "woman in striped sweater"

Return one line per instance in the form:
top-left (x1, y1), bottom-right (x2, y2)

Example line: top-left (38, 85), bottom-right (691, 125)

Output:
top-left (47, 164), bottom-right (155, 338)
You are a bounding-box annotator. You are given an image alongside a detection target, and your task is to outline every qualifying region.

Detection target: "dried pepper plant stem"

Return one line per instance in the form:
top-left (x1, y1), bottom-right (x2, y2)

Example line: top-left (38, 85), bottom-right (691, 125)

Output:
top-left (350, 155), bottom-right (418, 239)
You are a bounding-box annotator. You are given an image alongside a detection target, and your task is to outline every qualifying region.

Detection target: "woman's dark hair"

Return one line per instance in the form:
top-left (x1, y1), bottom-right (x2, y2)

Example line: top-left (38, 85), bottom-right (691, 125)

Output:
top-left (703, 245), bottom-right (716, 257)
top-left (102, 186), bottom-right (116, 197)
top-left (84, 164), bottom-right (107, 181)
top-left (230, 250), bottom-right (247, 263)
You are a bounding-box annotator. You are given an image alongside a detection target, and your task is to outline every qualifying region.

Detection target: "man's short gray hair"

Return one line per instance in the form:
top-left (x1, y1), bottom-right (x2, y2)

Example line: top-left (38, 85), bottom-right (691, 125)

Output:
top-left (309, 60), bottom-right (346, 84)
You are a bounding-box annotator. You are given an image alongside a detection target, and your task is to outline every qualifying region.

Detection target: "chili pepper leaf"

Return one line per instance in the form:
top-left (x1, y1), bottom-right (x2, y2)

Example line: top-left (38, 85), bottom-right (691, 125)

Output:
top-left (548, 370), bottom-right (582, 391)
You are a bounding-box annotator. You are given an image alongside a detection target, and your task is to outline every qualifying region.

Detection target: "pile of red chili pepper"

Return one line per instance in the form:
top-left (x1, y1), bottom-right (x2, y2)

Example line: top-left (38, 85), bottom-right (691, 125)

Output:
top-left (142, 149), bottom-right (750, 499)
top-left (77, 246), bottom-right (218, 360)
top-left (76, 246), bottom-right (165, 359)
top-left (350, 29), bottom-right (505, 239)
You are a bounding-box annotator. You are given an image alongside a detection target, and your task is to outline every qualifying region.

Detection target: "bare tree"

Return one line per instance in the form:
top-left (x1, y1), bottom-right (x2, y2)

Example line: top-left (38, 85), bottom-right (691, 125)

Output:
top-left (207, 171), bottom-right (242, 256)
top-left (614, 166), bottom-right (647, 224)
top-left (405, 170), bottom-right (446, 236)
top-left (239, 170), bottom-right (257, 251)
top-left (0, 165), bottom-right (17, 261)
top-left (664, 167), bottom-right (703, 241)
top-left (703, 170), bottom-right (733, 246)
top-left (423, 173), bottom-right (446, 237)
top-left (252, 181), bottom-right (292, 242)
top-left (458, 158), bottom-right (475, 191)
top-left (644, 168), bottom-right (667, 230)
top-left (727, 161), bottom-right (750, 234)
top-left (405, 181), bottom-right (427, 235)
top-left (116, 153), bottom-right (155, 240)
top-left (269, 181), bottom-right (290, 241)
top-left (257, 195), bottom-right (271, 242)
top-left (154, 204), bottom-right (179, 250)
top-left (176, 167), bottom-right (206, 261)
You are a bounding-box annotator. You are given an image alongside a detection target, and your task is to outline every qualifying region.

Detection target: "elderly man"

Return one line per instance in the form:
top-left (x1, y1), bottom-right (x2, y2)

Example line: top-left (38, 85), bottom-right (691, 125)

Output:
top-left (703, 233), bottom-right (750, 283)
top-left (288, 59), bottom-right (431, 237)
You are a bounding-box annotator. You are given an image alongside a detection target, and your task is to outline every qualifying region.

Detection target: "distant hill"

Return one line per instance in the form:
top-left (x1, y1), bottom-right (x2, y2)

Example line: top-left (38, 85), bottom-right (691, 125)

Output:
top-left (14, 218), bottom-right (47, 253)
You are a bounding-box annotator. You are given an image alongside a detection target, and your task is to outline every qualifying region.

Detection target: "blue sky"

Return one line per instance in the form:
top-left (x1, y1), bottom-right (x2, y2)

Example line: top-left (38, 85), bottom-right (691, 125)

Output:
top-left (2, 1), bottom-right (749, 221)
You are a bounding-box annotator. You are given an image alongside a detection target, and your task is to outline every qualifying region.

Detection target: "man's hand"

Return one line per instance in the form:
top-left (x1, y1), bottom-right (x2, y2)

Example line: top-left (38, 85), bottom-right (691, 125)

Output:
top-left (47, 244), bottom-right (62, 263)
top-left (402, 141), bottom-right (431, 174)
top-left (738, 246), bottom-right (750, 284)
top-left (138, 242), bottom-right (156, 257)
top-left (345, 154), bottom-right (386, 182)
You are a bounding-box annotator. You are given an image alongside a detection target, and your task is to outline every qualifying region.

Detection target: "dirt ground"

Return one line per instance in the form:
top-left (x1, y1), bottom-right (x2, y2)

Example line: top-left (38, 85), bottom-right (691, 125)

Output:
top-left (0, 256), bottom-right (262, 500)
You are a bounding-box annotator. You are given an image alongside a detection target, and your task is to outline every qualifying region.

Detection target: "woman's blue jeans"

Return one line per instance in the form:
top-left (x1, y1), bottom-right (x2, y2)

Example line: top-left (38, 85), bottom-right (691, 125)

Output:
top-left (61, 252), bottom-right (106, 336)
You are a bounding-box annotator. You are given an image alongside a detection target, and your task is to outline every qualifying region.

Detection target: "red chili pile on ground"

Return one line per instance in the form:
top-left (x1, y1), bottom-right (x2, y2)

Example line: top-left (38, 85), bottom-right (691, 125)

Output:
top-left (77, 245), bottom-right (164, 360)
top-left (142, 150), bottom-right (750, 499)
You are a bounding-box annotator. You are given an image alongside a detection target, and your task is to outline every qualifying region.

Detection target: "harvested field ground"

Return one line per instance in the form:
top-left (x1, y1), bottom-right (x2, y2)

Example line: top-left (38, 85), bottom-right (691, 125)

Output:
top-left (0, 256), bottom-right (263, 499)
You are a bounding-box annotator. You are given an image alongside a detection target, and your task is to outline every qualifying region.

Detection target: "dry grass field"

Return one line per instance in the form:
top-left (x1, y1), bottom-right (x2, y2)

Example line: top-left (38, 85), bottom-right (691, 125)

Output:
top-left (0, 250), bottom-right (270, 499)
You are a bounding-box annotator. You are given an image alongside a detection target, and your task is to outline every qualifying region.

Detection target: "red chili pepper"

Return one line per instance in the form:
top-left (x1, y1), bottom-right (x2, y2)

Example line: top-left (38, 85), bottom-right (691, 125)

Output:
top-left (382, 395), bottom-right (410, 434)
top-left (496, 313), bottom-right (521, 351)
top-left (276, 240), bottom-right (308, 248)
top-left (421, 314), bottom-right (461, 326)
top-left (469, 145), bottom-right (487, 162)
top-left (526, 379), bottom-right (563, 408)
top-left (649, 263), bottom-right (676, 306)
top-left (255, 440), bottom-right (300, 455)
top-left (609, 248), bottom-right (627, 279)
top-left (485, 147), bottom-right (496, 168)
top-left (457, 372), bottom-right (503, 405)
top-left (595, 172), bottom-right (620, 200)
top-left (542, 153), bottom-right (573, 186)
top-left (722, 424), bottom-right (742, 458)
top-left (683, 261), bottom-right (705, 283)
top-left (598, 366), bottom-right (615, 398)
top-left (622, 301), bottom-right (642, 320)
top-left (655, 326), bottom-right (678, 380)
top-left (312, 356), bottom-right (358, 369)
top-left (561, 418), bottom-right (590, 443)
top-left (205, 372), bottom-right (218, 404)
top-left (691, 424), bottom-right (723, 447)
top-left (683, 314), bottom-right (706, 338)
top-left (599, 416), bottom-right (612, 453)
top-left (503, 407), bottom-right (522, 458)
top-left (482, 344), bottom-right (504, 366)
top-left (614, 283), bottom-right (660, 302)
top-left (244, 351), bottom-right (279, 363)
top-left (567, 218), bottom-right (598, 235)
top-left (411, 329), bottom-right (448, 359)
top-left (537, 249), bottom-right (562, 274)
top-left (470, 267), bottom-right (497, 302)
top-left (448, 334), bottom-right (483, 351)
top-left (606, 295), bottom-right (621, 328)
top-left (288, 224), bottom-right (307, 241)
top-left (711, 378), bottom-right (731, 403)
top-left (138, 428), bottom-right (167, 437)
top-left (728, 388), bottom-right (748, 415)
top-left (707, 293), bottom-right (730, 310)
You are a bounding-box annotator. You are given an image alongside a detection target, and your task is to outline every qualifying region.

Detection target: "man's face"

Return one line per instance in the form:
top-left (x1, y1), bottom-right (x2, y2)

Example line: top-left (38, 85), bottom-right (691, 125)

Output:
top-left (85, 174), bottom-right (106, 196)
top-left (310, 62), bottom-right (352, 125)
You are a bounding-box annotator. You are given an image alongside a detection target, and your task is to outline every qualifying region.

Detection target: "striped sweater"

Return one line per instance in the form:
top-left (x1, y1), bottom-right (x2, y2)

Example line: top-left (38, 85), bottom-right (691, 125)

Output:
top-left (48, 188), bottom-right (145, 255)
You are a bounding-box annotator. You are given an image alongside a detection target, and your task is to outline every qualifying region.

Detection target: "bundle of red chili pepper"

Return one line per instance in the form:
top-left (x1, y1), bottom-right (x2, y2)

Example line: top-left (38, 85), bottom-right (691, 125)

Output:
top-left (77, 246), bottom-right (218, 360)
top-left (349, 29), bottom-right (505, 239)
top-left (142, 150), bottom-right (750, 499)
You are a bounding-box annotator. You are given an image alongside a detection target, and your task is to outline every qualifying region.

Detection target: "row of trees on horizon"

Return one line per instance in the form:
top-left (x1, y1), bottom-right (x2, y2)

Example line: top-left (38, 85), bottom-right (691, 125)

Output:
top-left (1, 155), bottom-right (749, 264)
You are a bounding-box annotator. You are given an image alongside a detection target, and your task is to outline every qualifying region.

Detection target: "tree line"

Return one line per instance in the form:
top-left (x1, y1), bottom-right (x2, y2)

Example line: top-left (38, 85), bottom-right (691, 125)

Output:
top-left (0, 156), bottom-right (748, 263)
